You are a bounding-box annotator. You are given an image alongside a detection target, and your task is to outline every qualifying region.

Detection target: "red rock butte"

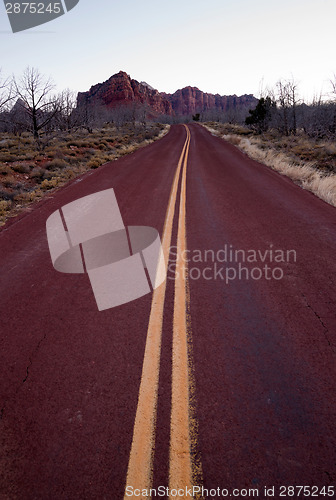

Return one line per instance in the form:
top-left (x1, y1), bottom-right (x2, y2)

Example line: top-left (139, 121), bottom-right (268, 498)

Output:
top-left (77, 71), bottom-right (257, 117)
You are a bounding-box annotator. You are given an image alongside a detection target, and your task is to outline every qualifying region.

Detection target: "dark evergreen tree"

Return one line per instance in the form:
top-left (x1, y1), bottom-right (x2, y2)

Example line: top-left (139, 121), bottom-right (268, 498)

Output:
top-left (245, 97), bottom-right (275, 133)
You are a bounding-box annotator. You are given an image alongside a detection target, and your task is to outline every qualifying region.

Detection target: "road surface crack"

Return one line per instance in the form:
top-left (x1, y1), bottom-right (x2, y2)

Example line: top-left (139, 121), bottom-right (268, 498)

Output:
top-left (0, 331), bottom-right (48, 420)
top-left (301, 293), bottom-right (334, 353)
top-left (22, 331), bottom-right (48, 383)
top-left (325, 470), bottom-right (333, 482)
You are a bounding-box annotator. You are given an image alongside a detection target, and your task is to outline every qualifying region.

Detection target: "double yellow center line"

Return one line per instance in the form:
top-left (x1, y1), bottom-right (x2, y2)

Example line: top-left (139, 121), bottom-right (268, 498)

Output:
top-left (124, 125), bottom-right (196, 499)
top-left (170, 125), bottom-right (192, 494)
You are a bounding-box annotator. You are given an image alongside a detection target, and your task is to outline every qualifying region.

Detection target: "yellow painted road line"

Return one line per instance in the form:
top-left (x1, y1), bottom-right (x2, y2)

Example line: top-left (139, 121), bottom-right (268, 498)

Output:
top-left (124, 126), bottom-right (190, 500)
top-left (169, 126), bottom-right (193, 499)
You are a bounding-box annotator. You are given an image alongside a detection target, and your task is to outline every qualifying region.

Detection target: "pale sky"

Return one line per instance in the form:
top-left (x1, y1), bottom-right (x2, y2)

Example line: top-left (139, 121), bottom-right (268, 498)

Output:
top-left (1, 0), bottom-right (336, 102)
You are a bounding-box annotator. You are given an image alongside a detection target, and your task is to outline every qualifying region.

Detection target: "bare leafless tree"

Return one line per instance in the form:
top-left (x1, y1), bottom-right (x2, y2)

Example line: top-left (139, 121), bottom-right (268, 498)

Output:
top-left (13, 67), bottom-right (60, 140)
top-left (108, 104), bottom-right (133, 130)
top-left (75, 98), bottom-right (105, 132)
top-left (289, 79), bottom-right (301, 135)
top-left (0, 69), bottom-right (13, 112)
top-left (135, 103), bottom-right (151, 128)
top-left (57, 88), bottom-right (78, 132)
top-left (274, 78), bottom-right (300, 135)
top-left (276, 80), bottom-right (290, 136)
top-left (330, 74), bottom-right (336, 97)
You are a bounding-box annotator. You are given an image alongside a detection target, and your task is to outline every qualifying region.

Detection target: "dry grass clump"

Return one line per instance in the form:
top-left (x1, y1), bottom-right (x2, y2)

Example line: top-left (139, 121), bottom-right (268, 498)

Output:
top-left (0, 123), bottom-right (169, 226)
top-left (0, 199), bottom-right (12, 218)
top-left (45, 158), bottom-right (68, 170)
top-left (203, 122), bottom-right (336, 207)
top-left (204, 123), bottom-right (250, 137)
top-left (0, 152), bottom-right (13, 163)
top-left (87, 158), bottom-right (103, 169)
top-left (30, 167), bottom-right (44, 180)
top-left (11, 162), bottom-right (32, 174)
top-left (303, 173), bottom-right (336, 206)
top-left (1, 175), bottom-right (16, 188)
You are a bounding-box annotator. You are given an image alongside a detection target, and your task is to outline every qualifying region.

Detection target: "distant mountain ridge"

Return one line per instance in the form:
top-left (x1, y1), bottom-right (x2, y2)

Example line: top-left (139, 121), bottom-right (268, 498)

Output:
top-left (77, 71), bottom-right (257, 117)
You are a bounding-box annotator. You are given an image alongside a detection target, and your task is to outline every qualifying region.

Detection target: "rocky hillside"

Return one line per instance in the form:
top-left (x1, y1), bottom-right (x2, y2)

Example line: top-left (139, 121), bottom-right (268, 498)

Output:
top-left (77, 71), bottom-right (172, 116)
top-left (163, 86), bottom-right (257, 115)
top-left (77, 71), bottom-right (257, 117)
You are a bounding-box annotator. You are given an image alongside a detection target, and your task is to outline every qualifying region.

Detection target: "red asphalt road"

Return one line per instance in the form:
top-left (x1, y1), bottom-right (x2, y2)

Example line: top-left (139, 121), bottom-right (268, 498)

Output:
top-left (0, 124), bottom-right (336, 499)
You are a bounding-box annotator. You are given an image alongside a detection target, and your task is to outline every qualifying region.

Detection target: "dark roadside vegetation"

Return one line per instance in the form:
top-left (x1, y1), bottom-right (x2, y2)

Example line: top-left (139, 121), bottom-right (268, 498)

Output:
top-left (0, 123), bottom-right (167, 226)
top-left (198, 78), bottom-right (336, 206)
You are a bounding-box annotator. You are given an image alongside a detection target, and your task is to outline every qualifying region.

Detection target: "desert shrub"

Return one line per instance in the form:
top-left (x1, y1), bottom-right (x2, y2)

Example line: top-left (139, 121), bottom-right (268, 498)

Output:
top-left (206, 122), bottom-right (251, 137)
top-left (87, 158), bottom-right (102, 169)
top-left (79, 141), bottom-right (92, 148)
top-left (42, 169), bottom-right (55, 180)
top-left (15, 150), bottom-right (37, 161)
top-left (2, 175), bottom-right (16, 188)
top-left (45, 159), bottom-right (68, 170)
top-left (41, 178), bottom-right (59, 190)
top-left (12, 182), bottom-right (25, 191)
top-left (0, 164), bottom-right (14, 176)
top-left (80, 149), bottom-right (95, 159)
top-left (63, 155), bottom-right (80, 165)
top-left (0, 199), bottom-right (12, 216)
top-left (52, 149), bottom-right (68, 159)
top-left (21, 137), bottom-right (34, 145)
top-left (102, 154), bottom-right (115, 162)
top-left (11, 162), bottom-right (31, 174)
top-left (0, 190), bottom-right (14, 201)
top-left (13, 189), bottom-right (40, 202)
top-left (31, 167), bottom-right (45, 180)
top-left (98, 142), bottom-right (109, 150)
top-left (66, 140), bottom-right (79, 147)
top-left (0, 152), bottom-right (13, 162)
top-left (1, 140), bottom-right (17, 149)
